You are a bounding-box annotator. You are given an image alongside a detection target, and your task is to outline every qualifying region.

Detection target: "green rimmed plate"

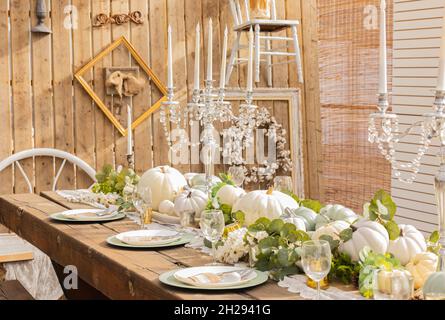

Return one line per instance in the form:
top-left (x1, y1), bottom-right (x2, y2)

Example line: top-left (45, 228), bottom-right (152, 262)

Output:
top-left (159, 269), bottom-right (269, 291)
top-left (50, 209), bottom-right (126, 223)
top-left (106, 232), bottom-right (195, 249)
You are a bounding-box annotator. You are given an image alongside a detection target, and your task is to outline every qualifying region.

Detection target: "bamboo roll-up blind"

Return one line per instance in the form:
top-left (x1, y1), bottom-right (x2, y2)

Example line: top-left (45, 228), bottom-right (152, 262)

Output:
top-left (318, 0), bottom-right (392, 212)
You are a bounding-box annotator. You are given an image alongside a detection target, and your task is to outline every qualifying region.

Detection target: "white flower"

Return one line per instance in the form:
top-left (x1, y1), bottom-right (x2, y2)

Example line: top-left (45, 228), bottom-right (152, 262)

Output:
top-left (215, 228), bottom-right (249, 264)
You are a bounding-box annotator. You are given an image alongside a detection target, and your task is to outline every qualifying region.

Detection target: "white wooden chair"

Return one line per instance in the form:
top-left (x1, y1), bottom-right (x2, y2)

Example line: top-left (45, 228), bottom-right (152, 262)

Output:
top-left (226, 0), bottom-right (304, 87)
top-left (0, 148), bottom-right (97, 193)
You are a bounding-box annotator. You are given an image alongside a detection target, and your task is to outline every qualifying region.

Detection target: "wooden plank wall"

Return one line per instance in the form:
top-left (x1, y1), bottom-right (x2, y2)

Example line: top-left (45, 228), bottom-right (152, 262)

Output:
top-left (0, 0), bottom-right (322, 198)
top-left (391, 0), bottom-right (444, 234)
top-left (318, 0), bottom-right (392, 212)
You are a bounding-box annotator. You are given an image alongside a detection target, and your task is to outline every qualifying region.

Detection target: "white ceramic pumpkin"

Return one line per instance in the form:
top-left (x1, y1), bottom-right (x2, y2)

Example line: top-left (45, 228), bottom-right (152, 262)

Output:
top-left (190, 174), bottom-right (222, 188)
top-left (285, 207), bottom-right (317, 231)
top-left (312, 220), bottom-right (350, 241)
top-left (406, 252), bottom-right (438, 289)
top-left (158, 200), bottom-right (175, 216)
top-left (215, 185), bottom-right (246, 207)
top-left (315, 204), bottom-right (358, 229)
top-left (174, 188), bottom-right (208, 218)
top-left (283, 216), bottom-right (307, 232)
top-left (388, 224), bottom-right (427, 265)
top-left (138, 166), bottom-right (187, 210)
top-left (339, 220), bottom-right (389, 261)
top-left (232, 188), bottom-right (299, 226)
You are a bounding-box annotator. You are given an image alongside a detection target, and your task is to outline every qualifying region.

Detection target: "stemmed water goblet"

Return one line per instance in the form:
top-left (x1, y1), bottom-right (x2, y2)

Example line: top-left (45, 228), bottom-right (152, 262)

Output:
top-left (199, 209), bottom-right (225, 265)
top-left (132, 186), bottom-right (152, 229)
top-left (301, 240), bottom-right (332, 300)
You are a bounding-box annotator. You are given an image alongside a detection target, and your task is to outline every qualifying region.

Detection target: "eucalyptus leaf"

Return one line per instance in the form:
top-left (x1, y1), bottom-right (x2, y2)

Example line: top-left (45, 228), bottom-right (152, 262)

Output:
top-left (370, 190), bottom-right (396, 220)
top-left (300, 199), bottom-right (324, 213)
top-left (280, 223), bottom-right (297, 238)
top-left (384, 220), bottom-right (401, 241)
top-left (319, 235), bottom-right (340, 251)
top-left (429, 230), bottom-right (440, 243)
top-left (339, 228), bottom-right (353, 242)
top-left (267, 219), bottom-right (285, 235)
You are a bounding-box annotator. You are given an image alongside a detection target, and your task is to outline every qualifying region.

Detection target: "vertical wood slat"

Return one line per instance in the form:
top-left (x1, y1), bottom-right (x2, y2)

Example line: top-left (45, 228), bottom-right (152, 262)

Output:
top-left (301, 0), bottom-right (323, 200)
top-left (72, 0), bottom-right (95, 188)
top-left (130, 0), bottom-right (153, 174)
top-left (32, 0), bottom-right (55, 193)
top-left (149, 0), bottom-right (169, 168)
top-left (92, 0), bottom-right (115, 171)
top-left (184, 0), bottom-right (203, 174)
top-left (272, 0), bottom-right (290, 180)
top-left (10, 0), bottom-right (34, 193)
top-left (52, 0), bottom-right (76, 190)
top-left (111, 0), bottom-right (130, 168)
top-left (167, 0), bottom-right (189, 174)
top-left (0, 0), bottom-right (13, 194)
top-left (202, 0), bottom-right (224, 176)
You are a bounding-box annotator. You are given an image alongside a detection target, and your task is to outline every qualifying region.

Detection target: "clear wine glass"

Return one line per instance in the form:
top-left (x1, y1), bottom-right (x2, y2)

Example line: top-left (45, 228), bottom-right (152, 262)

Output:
top-left (200, 210), bottom-right (225, 265)
top-left (274, 176), bottom-right (293, 194)
top-left (301, 240), bottom-right (332, 300)
top-left (228, 166), bottom-right (245, 187)
top-left (133, 186), bottom-right (152, 229)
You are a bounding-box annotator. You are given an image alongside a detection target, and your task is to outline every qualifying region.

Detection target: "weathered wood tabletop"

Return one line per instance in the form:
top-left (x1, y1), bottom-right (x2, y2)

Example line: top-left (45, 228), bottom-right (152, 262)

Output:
top-left (0, 192), bottom-right (308, 300)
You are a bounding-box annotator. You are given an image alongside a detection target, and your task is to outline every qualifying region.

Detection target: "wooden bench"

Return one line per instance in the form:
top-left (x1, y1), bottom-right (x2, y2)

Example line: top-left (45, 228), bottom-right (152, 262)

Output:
top-left (0, 280), bottom-right (33, 300)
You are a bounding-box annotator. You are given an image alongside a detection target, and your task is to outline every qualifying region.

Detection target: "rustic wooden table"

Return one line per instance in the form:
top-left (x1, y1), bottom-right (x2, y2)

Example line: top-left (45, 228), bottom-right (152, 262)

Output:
top-left (0, 192), bottom-right (307, 300)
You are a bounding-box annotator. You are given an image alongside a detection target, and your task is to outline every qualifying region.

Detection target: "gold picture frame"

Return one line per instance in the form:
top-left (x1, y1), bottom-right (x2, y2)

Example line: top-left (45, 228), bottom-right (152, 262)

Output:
top-left (75, 36), bottom-right (167, 136)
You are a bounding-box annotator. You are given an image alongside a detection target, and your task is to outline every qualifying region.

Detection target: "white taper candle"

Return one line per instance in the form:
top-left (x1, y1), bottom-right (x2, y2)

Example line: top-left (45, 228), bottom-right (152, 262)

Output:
top-left (437, 10), bottom-right (445, 91)
top-left (379, 0), bottom-right (388, 94)
top-left (247, 27), bottom-right (254, 92)
top-left (167, 25), bottom-right (173, 89)
top-left (220, 26), bottom-right (228, 89)
top-left (194, 23), bottom-right (201, 91)
top-left (207, 19), bottom-right (213, 82)
top-left (127, 104), bottom-right (133, 156)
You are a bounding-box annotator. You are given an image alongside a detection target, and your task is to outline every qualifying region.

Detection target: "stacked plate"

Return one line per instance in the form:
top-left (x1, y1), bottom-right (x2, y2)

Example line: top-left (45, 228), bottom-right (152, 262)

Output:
top-left (50, 208), bottom-right (125, 223)
top-left (106, 229), bottom-right (194, 249)
top-left (159, 266), bottom-right (268, 290)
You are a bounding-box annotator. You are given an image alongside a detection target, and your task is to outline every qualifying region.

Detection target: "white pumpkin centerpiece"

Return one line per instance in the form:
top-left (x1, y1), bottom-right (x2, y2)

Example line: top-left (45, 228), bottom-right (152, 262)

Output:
top-left (190, 174), bottom-right (222, 188)
top-left (388, 224), bottom-right (427, 265)
top-left (232, 187), bottom-right (299, 226)
top-left (216, 185), bottom-right (246, 207)
top-left (138, 166), bottom-right (187, 210)
top-left (315, 204), bottom-right (358, 230)
top-left (158, 200), bottom-right (175, 216)
top-left (174, 188), bottom-right (208, 218)
top-left (339, 220), bottom-right (389, 261)
top-left (312, 220), bottom-right (350, 241)
top-left (406, 252), bottom-right (438, 290)
top-left (284, 207), bottom-right (317, 231)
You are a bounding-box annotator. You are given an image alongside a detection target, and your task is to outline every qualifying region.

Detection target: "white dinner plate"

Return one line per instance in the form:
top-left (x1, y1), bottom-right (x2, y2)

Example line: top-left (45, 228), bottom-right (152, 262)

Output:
top-left (51, 209), bottom-right (122, 222)
top-left (173, 266), bottom-right (258, 289)
top-left (115, 229), bottom-right (181, 246)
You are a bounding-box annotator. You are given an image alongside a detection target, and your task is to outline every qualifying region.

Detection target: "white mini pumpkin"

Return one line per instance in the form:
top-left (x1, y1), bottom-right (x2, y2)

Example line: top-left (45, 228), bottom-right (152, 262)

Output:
top-left (339, 220), bottom-right (389, 261)
top-left (174, 188), bottom-right (208, 218)
top-left (285, 207), bottom-right (318, 231)
top-left (138, 166), bottom-right (187, 210)
top-left (216, 185), bottom-right (246, 207)
top-left (232, 188), bottom-right (299, 226)
top-left (406, 252), bottom-right (438, 289)
top-left (312, 220), bottom-right (350, 241)
top-left (388, 224), bottom-right (427, 265)
top-left (283, 216), bottom-right (307, 232)
top-left (190, 174), bottom-right (222, 188)
top-left (158, 200), bottom-right (175, 216)
top-left (315, 204), bottom-right (358, 229)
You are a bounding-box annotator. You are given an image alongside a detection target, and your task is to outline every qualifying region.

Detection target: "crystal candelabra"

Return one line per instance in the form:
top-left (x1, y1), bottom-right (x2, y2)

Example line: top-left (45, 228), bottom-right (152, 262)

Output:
top-left (160, 22), bottom-right (259, 194)
top-left (369, 0), bottom-right (445, 276)
top-left (368, 92), bottom-right (445, 271)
